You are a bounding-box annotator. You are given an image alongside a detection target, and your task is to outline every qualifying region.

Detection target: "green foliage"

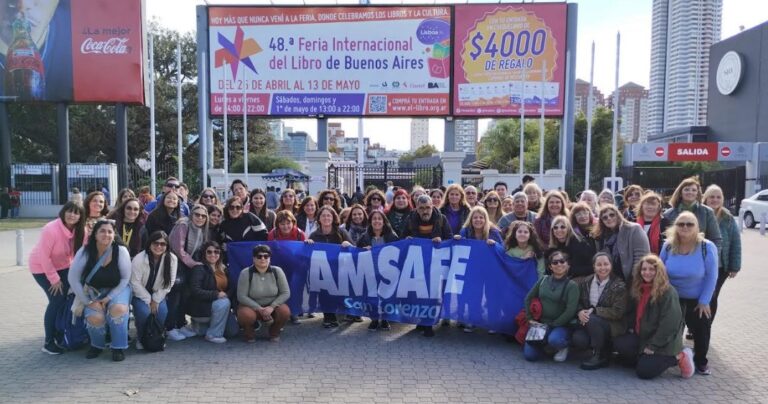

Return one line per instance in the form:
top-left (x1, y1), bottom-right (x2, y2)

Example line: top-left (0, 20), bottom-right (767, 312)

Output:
top-left (399, 144), bottom-right (438, 165)
top-left (477, 118), bottom-right (561, 173)
top-left (569, 107), bottom-right (624, 192)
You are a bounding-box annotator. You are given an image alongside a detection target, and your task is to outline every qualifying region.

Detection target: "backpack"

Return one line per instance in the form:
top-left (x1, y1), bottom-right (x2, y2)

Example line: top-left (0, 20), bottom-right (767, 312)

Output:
top-left (55, 293), bottom-right (89, 350)
top-left (140, 313), bottom-right (166, 352)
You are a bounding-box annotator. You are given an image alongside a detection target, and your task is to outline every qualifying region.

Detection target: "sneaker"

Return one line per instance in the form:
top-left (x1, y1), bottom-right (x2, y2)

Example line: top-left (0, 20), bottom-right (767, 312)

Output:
top-left (166, 329), bottom-right (187, 341)
top-left (306, 313), bottom-right (316, 318)
top-left (678, 348), bottom-right (695, 379)
top-left (423, 327), bottom-right (435, 337)
top-left (269, 337), bottom-right (280, 343)
top-left (553, 347), bottom-right (569, 362)
top-left (685, 331), bottom-right (694, 340)
top-left (85, 347), bottom-right (103, 359)
top-left (179, 326), bottom-right (198, 338)
top-left (380, 320), bottom-right (391, 330)
top-left (135, 340), bottom-right (144, 350)
top-left (368, 320), bottom-right (379, 331)
top-left (42, 342), bottom-right (64, 355)
top-left (463, 325), bottom-right (475, 333)
top-left (487, 330), bottom-right (497, 335)
top-left (290, 315), bottom-right (300, 325)
top-left (441, 319), bottom-right (450, 327)
top-left (205, 335), bottom-right (227, 344)
top-left (695, 364), bottom-right (711, 376)
top-left (112, 349), bottom-right (125, 362)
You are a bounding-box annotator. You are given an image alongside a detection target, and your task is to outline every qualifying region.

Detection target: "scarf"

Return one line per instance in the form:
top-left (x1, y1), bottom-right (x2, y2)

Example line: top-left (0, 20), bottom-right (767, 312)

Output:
top-left (635, 283), bottom-right (652, 333)
top-left (180, 218), bottom-right (206, 257)
top-left (637, 215), bottom-right (661, 254)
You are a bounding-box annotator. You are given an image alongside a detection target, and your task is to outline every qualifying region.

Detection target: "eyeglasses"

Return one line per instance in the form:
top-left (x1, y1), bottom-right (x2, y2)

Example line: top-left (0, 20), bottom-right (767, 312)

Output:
top-left (552, 225), bottom-right (567, 230)
top-left (205, 250), bottom-right (221, 255)
top-left (201, 194), bottom-right (214, 199)
top-left (255, 253), bottom-right (271, 259)
top-left (550, 259), bottom-right (567, 265)
top-left (601, 213), bottom-right (617, 220)
top-left (323, 196), bottom-right (335, 201)
top-left (193, 213), bottom-right (207, 218)
top-left (676, 222), bottom-right (696, 228)
top-left (465, 191), bottom-right (477, 195)
top-left (151, 241), bottom-right (167, 247)
top-left (486, 198), bottom-right (499, 203)
top-left (370, 198), bottom-right (382, 202)
top-left (166, 184), bottom-right (180, 189)
top-left (229, 205), bottom-right (243, 211)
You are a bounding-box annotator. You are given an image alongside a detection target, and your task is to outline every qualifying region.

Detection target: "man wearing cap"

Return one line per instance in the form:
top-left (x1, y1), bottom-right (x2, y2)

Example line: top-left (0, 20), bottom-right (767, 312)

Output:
top-left (144, 177), bottom-right (190, 216)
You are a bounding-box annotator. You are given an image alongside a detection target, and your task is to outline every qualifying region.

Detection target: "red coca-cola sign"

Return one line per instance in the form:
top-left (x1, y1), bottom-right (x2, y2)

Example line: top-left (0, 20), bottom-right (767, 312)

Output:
top-left (80, 37), bottom-right (131, 55)
top-left (668, 143), bottom-right (718, 162)
top-left (654, 147), bottom-right (665, 157)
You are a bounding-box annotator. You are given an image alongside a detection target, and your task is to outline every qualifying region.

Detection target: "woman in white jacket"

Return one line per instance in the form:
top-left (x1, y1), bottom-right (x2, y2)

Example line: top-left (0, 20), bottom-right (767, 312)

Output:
top-left (130, 230), bottom-right (177, 350)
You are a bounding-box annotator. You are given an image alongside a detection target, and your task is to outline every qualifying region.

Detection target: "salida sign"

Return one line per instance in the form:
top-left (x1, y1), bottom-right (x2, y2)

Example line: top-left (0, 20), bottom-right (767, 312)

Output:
top-left (668, 143), bottom-right (718, 162)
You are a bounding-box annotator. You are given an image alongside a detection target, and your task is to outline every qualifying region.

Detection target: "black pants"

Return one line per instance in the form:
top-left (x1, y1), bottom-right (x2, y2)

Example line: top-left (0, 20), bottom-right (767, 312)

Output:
top-left (613, 333), bottom-right (677, 379)
top-left (32, 269), bottom-right (70, 344)
top-left (709, 269), bottom-right (729, 323)
top-left (323, 313), bottom-right (337, 322)
top-left (572, 315), bottom-right (612, 351)
top-left (680, 298), bottom-right (711, 368)
top-left (165, 282), bottom-right (188, 331)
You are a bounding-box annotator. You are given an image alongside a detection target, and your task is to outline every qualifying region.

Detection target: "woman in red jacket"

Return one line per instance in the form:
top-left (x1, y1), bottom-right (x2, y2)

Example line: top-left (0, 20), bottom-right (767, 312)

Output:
top-left (29, 202), bottom-right (86, 354)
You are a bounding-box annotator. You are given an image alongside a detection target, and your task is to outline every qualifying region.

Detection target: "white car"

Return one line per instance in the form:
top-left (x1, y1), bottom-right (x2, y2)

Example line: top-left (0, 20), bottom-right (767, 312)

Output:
top-left (741, 190), bottom-right (768, 228)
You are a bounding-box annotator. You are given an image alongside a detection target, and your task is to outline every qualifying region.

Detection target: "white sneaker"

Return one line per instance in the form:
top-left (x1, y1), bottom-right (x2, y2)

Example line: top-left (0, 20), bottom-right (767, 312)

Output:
top-left (135, 340), bottom-right (144, 350)
top-left (166, 329), bottom-right (186, 341)
top-left (553, 347), bottom-right (569, 362)
top-left (205, 335), bottom-right (226, 344)
top-left (463, 325), bottom-right (475, 333)
top-left (179, 326), bottom-right (197, 338)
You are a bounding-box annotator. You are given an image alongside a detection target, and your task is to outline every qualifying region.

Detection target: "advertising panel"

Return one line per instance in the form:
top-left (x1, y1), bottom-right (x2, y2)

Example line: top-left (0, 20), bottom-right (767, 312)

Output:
top-left (452, 3), bottom-right (567, 117)
top-left (207, 6), bottom-right (451, 117)
top-left (0, 0), bottom-right (146, 104)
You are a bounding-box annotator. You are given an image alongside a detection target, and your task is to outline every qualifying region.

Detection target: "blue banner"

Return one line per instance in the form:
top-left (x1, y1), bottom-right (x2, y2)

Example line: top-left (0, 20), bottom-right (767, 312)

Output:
top-left (227, 239), bottom-right (538, 333)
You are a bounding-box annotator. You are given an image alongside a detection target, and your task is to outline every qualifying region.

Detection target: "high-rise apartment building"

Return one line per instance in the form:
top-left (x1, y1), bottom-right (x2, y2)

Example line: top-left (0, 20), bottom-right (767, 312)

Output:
top-left (454, 120), bottom-right (478, 153)
top-left (268, 120), bottom-right (284, 142)
top-left (647, 0), bottom-right (722, 137)
top-left (574, 79), bottom-right (605, 116)
top-left (327, 122), bottom-right (345, 147)
top-left (410, 119), bottom-right (429, 151)
top-left (608, 82), bottom-right (649, 142)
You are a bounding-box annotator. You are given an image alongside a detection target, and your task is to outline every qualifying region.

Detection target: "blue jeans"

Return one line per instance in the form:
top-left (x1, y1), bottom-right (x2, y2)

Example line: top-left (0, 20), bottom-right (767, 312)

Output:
top-left (206, 298), bottom-right (231, 338)
top-left (523, 326), bottom-right (571, 362)
top-left (131, 297), bottom-right (168, 341)
top-left (32, 269), bottom-right (70, 344)
top-left (84, 285), bottom-right (132, 350)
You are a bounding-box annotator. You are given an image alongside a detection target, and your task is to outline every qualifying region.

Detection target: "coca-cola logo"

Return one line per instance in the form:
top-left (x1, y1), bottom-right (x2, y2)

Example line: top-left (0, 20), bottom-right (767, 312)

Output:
top-left (80, 37), bottom-right (130, 55)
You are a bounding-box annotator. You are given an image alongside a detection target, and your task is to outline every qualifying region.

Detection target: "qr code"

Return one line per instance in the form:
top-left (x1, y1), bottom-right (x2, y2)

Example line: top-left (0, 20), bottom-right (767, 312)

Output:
top-left (369, 95), bottom-right (388, 113)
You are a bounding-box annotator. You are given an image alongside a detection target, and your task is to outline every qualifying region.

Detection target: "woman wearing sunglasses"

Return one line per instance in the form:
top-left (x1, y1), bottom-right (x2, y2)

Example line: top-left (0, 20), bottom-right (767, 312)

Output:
top-left (187, 241), bottom-right (233, 344)
top-left (197, 187), bottom-right (220, 208)
top-left (364, 189), bottom-right (387, 215)
top-left (219, 197), bottom-right (268, 245)
top-left (237, 245), bottom-right (291, 342)
top-left (318, 189), bottom-right (343, 214)
top-left (130, 231), bottom-right (177, 350)
top-left (660, 212), bottom-right (718, 376)
top-left (481, 190), bottom-right (504, 225)
top-left (592, 205), bottom-right (650, 284)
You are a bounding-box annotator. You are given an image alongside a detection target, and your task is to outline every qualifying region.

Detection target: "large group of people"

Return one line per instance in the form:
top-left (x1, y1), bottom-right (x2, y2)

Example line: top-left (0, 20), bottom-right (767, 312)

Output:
top-left (28, 175), bottom-right (741, 380)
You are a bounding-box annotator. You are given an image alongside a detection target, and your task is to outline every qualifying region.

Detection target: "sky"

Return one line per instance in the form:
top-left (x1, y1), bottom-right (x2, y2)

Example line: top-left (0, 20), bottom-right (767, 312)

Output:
top-left (147, 0), bottom-right (768, 151)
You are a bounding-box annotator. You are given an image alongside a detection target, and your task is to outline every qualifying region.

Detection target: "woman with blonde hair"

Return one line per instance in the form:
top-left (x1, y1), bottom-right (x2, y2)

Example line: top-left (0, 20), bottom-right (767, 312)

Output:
top-left (481, 190), bottom-right (504, 224)
top-left (440, 184), bottom-right (471, 235)
top-left (592, 204), bottom-right (649, 283)
top-left (702, 184), bottom-right (741, 323)
top-left (197, 187), bottom-right (220, 207)
top-left (663, 177), bottom-right (721, 248)
top-left (549, 215), bottom-right (596, 279)
top-left (613, 254), bottom-right (694, 379)
top-left (635, 191), bottom-right (670, 255)
top-left (277, 188), bottom-right (299, 214)
top-left (523, 182), bottom-right (543, 213)
top-left (534, 191), bottom-right (570, 245)
top-left (622, 185), bottom-right (644, 221)
top-left (660, 212), bottom-right (718, 375)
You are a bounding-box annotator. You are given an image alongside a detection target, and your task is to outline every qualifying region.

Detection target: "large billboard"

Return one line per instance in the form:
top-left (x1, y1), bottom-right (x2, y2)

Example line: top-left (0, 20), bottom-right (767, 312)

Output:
top-left (207, 6), bottom-right (451, 117)
top-left (0, 0), bottom-right (147, 104)
top-left (452, 3), bottom-right (567, 117)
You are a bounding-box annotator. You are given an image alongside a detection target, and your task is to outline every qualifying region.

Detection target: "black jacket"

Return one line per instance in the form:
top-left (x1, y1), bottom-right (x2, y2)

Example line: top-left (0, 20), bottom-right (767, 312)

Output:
top-left (401, 208), bottom-right (453, 240)
top-left (187, 264), bottom-right (227, 318)
top-left (357, 231), bottom-right (399, 248)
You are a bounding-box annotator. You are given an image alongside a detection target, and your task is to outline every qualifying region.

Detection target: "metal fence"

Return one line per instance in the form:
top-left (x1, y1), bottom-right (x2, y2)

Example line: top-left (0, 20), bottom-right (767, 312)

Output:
top-left (328, 162), bottom-right (443, 195)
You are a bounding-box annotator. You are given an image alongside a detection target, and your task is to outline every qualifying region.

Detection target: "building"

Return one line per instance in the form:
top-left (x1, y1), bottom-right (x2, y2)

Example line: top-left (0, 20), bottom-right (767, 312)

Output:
top-left (454, 119), bottom-right (478, 153)
top-left (284, 131), bottom-right (316, 161)
top-left (607, 82), bottom-right (649, 142)
top-left (336, 136), bottom-right (370, 162)
top-left (410, 119), bottom-right (429, 151)
top-left (327, 122), bottom-right (345, 147)
top-left (268, 120), bottom-right (284, 142)
top-left (574, 78), bottom-right (605, 116)
top-left (647, 0), bottom-right (722, 137)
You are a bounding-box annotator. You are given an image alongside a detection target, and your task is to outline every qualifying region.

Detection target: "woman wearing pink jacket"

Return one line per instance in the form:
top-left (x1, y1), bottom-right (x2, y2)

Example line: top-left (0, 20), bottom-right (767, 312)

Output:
top-left (29, 202), bottom-right (86, 355)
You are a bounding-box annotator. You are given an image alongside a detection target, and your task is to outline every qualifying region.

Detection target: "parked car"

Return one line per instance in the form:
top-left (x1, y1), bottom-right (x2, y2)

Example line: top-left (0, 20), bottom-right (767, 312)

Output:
top-left (741, 190), bottom-right (768, 228)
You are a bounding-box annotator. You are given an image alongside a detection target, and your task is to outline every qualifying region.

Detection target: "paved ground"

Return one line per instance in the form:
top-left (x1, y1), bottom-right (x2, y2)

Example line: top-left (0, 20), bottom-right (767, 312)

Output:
top-left (0, 227), bottom-right (766, 403)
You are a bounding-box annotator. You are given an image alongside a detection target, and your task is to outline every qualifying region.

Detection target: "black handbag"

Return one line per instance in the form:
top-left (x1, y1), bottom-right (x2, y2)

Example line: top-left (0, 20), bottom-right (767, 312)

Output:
top-left (141, 313), bottom-right (166, 352)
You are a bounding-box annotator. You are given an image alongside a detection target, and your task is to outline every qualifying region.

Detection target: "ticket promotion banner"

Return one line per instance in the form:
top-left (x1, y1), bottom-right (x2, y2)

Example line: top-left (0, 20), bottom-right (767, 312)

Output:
top-left (208, 6), bottom-right (451, 117)
top-left (452, 4), bottom-right (567, 117)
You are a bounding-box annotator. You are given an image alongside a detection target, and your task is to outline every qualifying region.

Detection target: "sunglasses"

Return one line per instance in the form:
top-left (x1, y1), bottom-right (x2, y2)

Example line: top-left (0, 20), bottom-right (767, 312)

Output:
top-left (601, 213), bottom-right (617, 220)
top-left (151, 241), bottom-right (167, 247)
top-left (323, 196), bottom-right (336, 201)
top-left (201, 194), bottom-right (214, 199)
top-left (552, 225), bottom-right (567, 230)
top-left (255, 253), bottom-right (271, 259)
top-left (370, 198), bottom-right (382, 202)
top-left (166, 184), bottom-right (180, 189)
top-left (550, 259), bottom-right (567, 265)
top-left (193, 213), bottom-right (207, 218)
top-left (206, 250), bottom-right (221, 255)
top-left (486, 198), bottom-right (499, 203)
top-left (229, 205), bottom-right (243, 211)
top-left (676, 222), bottom-right (696, 228)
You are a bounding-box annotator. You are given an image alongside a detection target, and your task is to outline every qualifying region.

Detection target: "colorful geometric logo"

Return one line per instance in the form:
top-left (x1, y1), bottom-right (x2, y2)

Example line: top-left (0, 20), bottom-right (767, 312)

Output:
top-left (215, 26), bottom-right (262, 78)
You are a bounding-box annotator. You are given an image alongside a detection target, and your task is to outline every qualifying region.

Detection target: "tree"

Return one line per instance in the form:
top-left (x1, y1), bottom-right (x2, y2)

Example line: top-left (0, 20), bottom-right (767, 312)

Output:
top-left (399, 144), bottom-right (438, 165)
top-left (571, 107), bottom-right (623, 192)
top-left (477, 118), bottom-right (561, 173)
